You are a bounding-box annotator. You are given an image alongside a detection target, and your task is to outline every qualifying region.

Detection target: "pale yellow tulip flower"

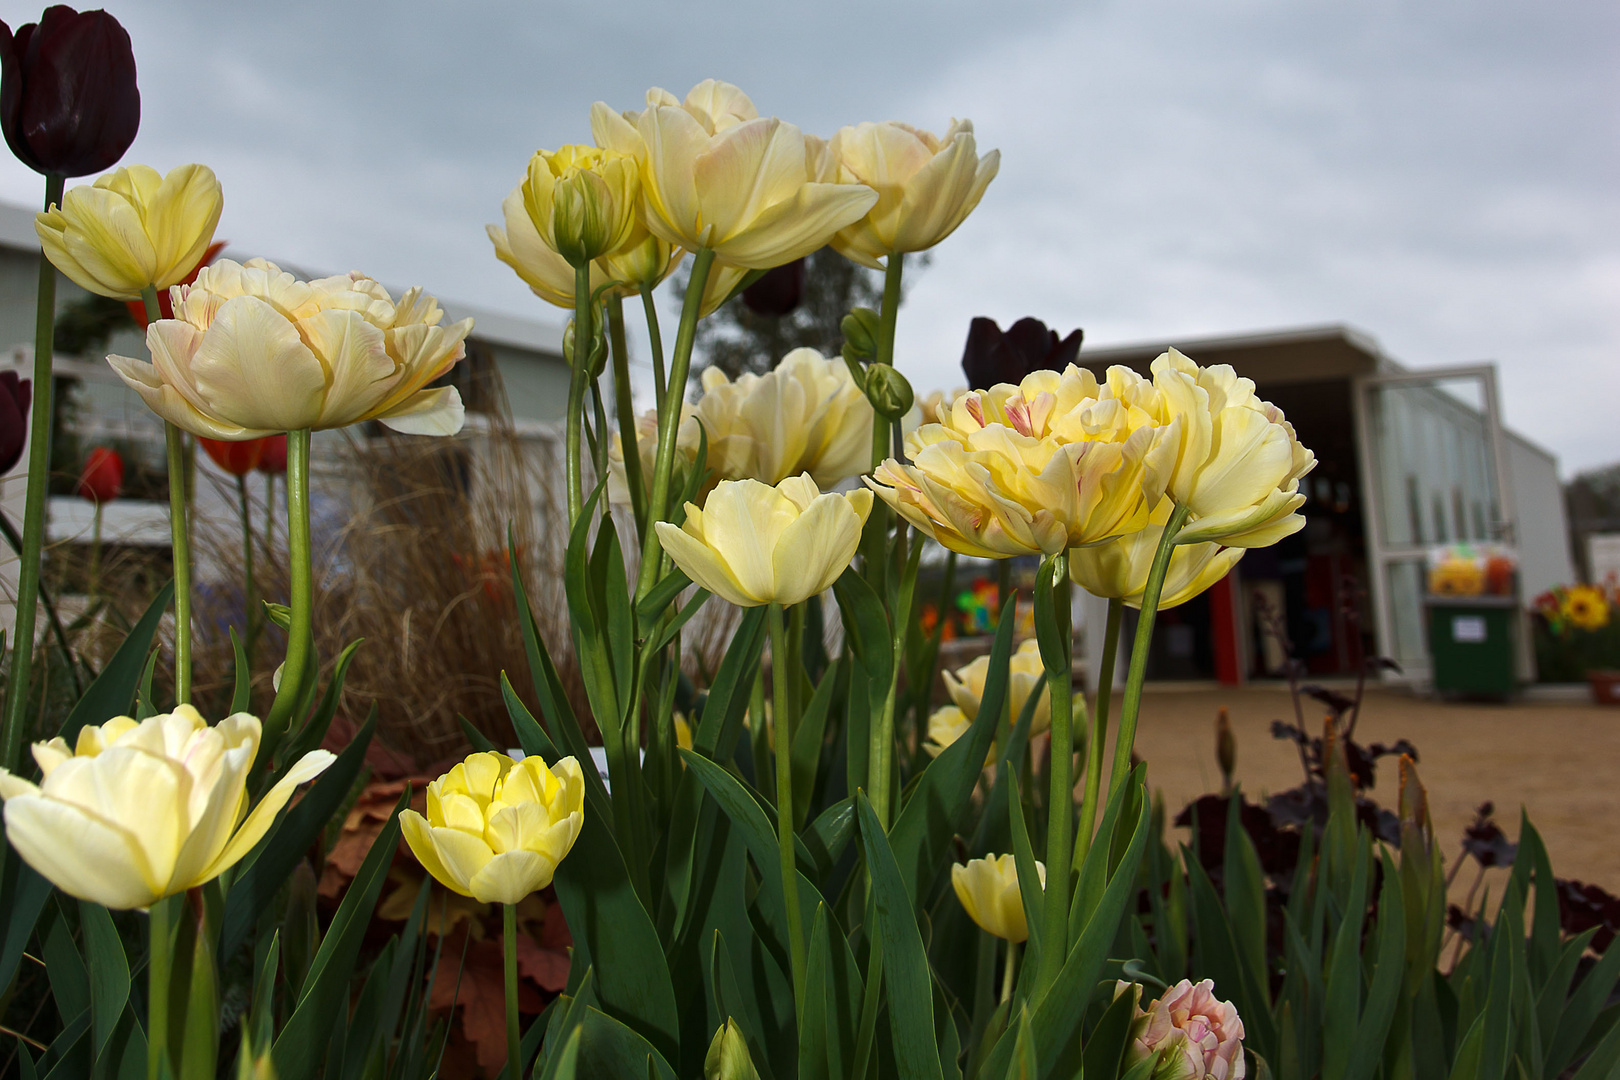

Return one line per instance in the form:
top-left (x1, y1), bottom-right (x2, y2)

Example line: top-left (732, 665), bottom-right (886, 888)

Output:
top-left (943, 638), bottom-right (1051, 734)
top-left (654, 474), bottom-right (873, 607)
top-left (106, 258), bottom-right (472, 439)
top-left (400, 751), bottom-right (585, 905)
top-left (36, 163), bottom-right (222, 300)
top-left (1069, 498), bottom-right (1244, 609)
top-left (952, 854), bottom-right (1044, 943)
top-left (603, 79), bottom-right (877, 268)
top-left (522, 144), bottom-right (641, 265)
top-left (827, 119), bottom-right (999, 269)
top-left (0, 706), bottom-right (334, 910)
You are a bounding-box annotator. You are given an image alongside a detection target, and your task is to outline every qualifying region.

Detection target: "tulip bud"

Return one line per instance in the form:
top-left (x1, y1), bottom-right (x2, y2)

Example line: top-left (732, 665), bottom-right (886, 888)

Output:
top-left (840, 307), bottom-right (879, 360)
top-left (0, 6), bottom-right (139, 178)
top-left (263, 602), bottom-right (292, 631)
top-left (1398, 753), bottom-right (1433, 854)
top-left (1215, 707), bottom-right (1236, 795)
top-left (562, 313), bottom-right (607, 377)
top-left (523, 145), bottom-right (638, 267)
top-left (551, 171), bottom-right (614, 266)
top-left (863, 362), bottom-right (914, 421)
top-left (0, 370), bottom-right (30, 475)
top-left (704, 1019), bottom-right (762, 1080)
top-left (75, 445), bottom-right (121, 503)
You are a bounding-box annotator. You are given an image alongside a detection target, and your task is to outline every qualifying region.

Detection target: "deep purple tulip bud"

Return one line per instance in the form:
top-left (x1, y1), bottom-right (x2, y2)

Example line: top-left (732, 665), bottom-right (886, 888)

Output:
top-left (0, 370), bottom-right (30, 474)
top-left (0, 6), bottom-right (139, 178)
top-left (741, 257), bottom-right (806, 317)
top-left (960, 315), bottom-right (1084, 390)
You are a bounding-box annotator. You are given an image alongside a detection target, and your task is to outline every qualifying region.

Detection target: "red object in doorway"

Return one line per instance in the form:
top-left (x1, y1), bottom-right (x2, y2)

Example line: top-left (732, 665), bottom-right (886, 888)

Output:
top-left (1210, 571), bottom-right (1243, 685)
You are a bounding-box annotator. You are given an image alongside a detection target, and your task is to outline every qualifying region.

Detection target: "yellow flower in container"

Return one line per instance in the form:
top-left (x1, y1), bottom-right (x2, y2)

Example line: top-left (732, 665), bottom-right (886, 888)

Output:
top-left (0, 706), bottom-right (334, 909)
top-left (1070, 499), bottom-right (1244, 608)
top-left (952, 853), bottom-right (1044, 942)
top-left (1563, 584), bottom-right (1609, 631)
top-left (826, 119), bottom-right (999, 268)
top-left (599, 79), bottom-right (877, 268)
top-left (943, 638), bottom-right (1051, 734)
top-left (400, 751), bottom-right (585, 905)
top-left (36, 163), bottom-right (222, 299)
top-left (654, 474), bottom-right (872, 607)
top-left (107, 258), bottom-right (473, 438)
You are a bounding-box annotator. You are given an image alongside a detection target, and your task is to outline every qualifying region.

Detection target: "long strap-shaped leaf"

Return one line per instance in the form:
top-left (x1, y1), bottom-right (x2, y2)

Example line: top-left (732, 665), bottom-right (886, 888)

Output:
top-left (58, 580), bottom-right (173, 743)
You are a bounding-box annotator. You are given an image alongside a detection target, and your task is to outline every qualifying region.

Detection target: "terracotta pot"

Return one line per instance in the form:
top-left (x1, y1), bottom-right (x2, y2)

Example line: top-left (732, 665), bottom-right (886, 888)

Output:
top-left (1587, 670), bottom-right (1620, 705)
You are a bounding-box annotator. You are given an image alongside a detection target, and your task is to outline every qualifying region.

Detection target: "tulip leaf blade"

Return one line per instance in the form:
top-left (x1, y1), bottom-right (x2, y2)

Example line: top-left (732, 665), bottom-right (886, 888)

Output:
top-left (803, 797), bottom-right (856, 882)
top-left (832, 568), bottom-right (892, 695)
top-left (635, 570), bottom-right (691, 626)
top-left (1342, 853), bottom-right (1407, 1080)
top-left (271, 783), bottom-right (405, 1077)
top-left (1077, 979), bottom-right (1136, 1080)
top-left (0, 855), bottom-right (52, 998)
top-left (571, 1006), bottom-right (678, 1080)
top-left (679, 748), bottom-right (821, 897)
top-left (77, 901), bottom-right (129, 1061)
top-left (58, 579), bottom-right (173, 743)
top-left (789, 658), bottom-right (840, 830)
top-left (691, 605), bottom-right (769, 761)
top-left (228, 626), bottom-right (251, 715)
top-left (707, 930), bottom-right (772, 1079)
top-left (855, 793), bottom-right (946, 1080)
top-left (263, 636), bottom-right (364, 791)
top-left (650, 589), bottom-right (711, 655)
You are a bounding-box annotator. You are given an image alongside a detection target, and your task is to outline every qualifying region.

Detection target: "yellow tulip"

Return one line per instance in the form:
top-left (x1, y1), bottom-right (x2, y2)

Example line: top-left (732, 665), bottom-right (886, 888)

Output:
top-left (522, 144), bottom-right (641, 266)
top-left (952, 853), bottom-right (1044, 943)
top-left (107, 258), bottom-right (473, 438)
top-left (922, 704), bottom-right (1002, 770)
top-left (400, 751), bottom-right (585, 905)
top-left (36, 163), bottom-right (222, 300)
top-left (943, 638), bottom-right (1051, 734)
top-left (1142, 348), bottom-right (1316, 546)
top-left (654, 474), bottom-right (873, 607)
top-left (827, 119), bottom-right (999, 269)
top-left (0, 706), bottom-right (334, 909)
top-left (1069, 498), bottom-right (1244, 609)
top-left (599, 79), bottom-right (877, 268)
top-left (867, 366), bottom-right (1158, 558)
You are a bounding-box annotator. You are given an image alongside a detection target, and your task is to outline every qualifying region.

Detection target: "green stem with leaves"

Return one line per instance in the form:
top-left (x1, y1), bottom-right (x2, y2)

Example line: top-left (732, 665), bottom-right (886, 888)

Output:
top-left (263, 429), bottom-right (313, 752)
top-left (1034, 552), bottom-right (1074, 995)
top-left (634, 247), bottom-right (714, 603)
top-left (1076, 597), bottom-right (1123, 863)
top-left (503, 902), bottom-right (521, 1080)
top-left (1, 171), bottom-right (64, 776)
top-left (768, 602), bottom-right (806, 1007)
top-left (1110, 503), bottom-right (1192, 795)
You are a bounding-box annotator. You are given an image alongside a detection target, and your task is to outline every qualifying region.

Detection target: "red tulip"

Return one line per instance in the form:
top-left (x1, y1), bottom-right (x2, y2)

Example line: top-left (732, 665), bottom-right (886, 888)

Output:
top-left (126, 239), bottom-right (227, 326)
top-left (256, 434), bottom-right (287, 475)
top-left (198, 436), bottom-right (264, 477)
top-left (76, 445), bottom-right (121, 503)
top-left (0, 6), bottom-right (139, 178)
top-left (0, 371), bottom-right (31, 474)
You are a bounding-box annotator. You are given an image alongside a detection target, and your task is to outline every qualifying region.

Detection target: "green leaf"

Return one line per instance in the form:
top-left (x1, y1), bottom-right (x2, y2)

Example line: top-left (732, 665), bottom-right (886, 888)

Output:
top-left (650, 589), bottom-right (711, 654)
top-left (42, 905), bottom-right (90, 1038)
top-left (790, 659), bottom-right (840, 830)
top-left (832, 568), bottom-right (892, 695)
top-left (229, 627), bottom-right (251, 714)
top-left (692, 606), bottom-right (770, 760)
top-left (59, 580), bottom-right (173, 743)
top-left (574, 1007), bottom-right (679, 1080)
top-left (804, 798), bottom-right (856, 881)
top-left (1007, 1005), bottom-right (1037, 1080)
top-left (708, 931), bottom-right (772, 1079)
top-left (178, 907), bottom-right (219, 1080)
top-left (1544, 929), bottom-right (1617, 1077)
top-left (635, 570), bottom-right (692, 625)
top-left (1568, 1007), bottom-right (1620, 1080)
top-left (856, 794), bottom-right (945, 1080)
top-left (271, 786), bottom-right (406, 1077)
top-left (1079, 983), bottom-right (1138, 1080)
top-left (264, 637), bottom-right (364, 787)
top-left (1322, 831), bottom-right (1372, 1080)
top-left (220, 712), bottom-right (377, 961)
top-left (502, 673), bottom-right (612, 827)
top-left (544, 1026), bottom-right (584, 1080)
top-left (0, 855), bottom-right (51, 994)
top-left (1223, 791), bottom-right (1268, 991)
top-left (1006, 765), bottom-right (1045, 973)
top-left (77, 901), bottom-right (129, 1061)
top-left (459, 714), bottom-right (499, 753)
top-left (1343, 854), bottom-right (1408, 1080)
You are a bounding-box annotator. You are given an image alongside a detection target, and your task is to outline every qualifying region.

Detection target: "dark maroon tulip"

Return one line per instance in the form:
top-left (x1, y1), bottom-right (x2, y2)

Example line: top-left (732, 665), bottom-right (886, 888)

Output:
top-left (960, 316), bottom-right (1084, 390)
top-left (741, 257), bottom-right (806, 317)
top-left (0, 371), bottom-right (30, 474)
top-left (0, 6), bottom-right (139, 178)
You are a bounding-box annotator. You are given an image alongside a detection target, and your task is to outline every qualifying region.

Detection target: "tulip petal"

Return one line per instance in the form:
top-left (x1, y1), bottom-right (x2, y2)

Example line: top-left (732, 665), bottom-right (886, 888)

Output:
top-left (196, 749), bottom-right (335, 883)
top-left (692, 117), bottom-right (807, 246)
top-left (714, 181), bottom-right (878, 269)
top-left (401, 809), bottom-right (470, 897)
top-left (55, 186), bottom-right (155, 297)
top-left (427, 825), bottom-right (496, 898)
top-left (299, 308), bottom-right (394, 427)
top-left (655, 521), bottom-right (757, 607)
top-left (469, 849), bottom-right (551, 905)
top-left (638, 104), bottom-right (709, 248)
top-left (4, 795), bottom-right (160, 908)
top-left (375, 386), bottom-right (466, 436)
top-left (770, 491), bottom-right (868, 605)
top-left (146, 164), bottom-right (223, 289)
top-left (699, 481), bottom-right (799, 601)
top-left (107, 355), bottom-right (274, 440)
top-left (187, 295), bottom-right (328, 431)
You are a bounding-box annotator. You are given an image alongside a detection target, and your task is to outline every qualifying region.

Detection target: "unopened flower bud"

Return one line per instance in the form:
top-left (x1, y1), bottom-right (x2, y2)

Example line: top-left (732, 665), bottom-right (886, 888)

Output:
top-left (840, 307), bottom-right (880, 360)
top-left (1215, 707), bottom-right (1236, 794)
top-left (704, 1019), bottom-right (762, 1080)
top-left (863, 362), bottom-right (914, 420)
top-left (523, 144), bottom-right (638, 267)
top-left (563, 313), bottom-right (607, 377)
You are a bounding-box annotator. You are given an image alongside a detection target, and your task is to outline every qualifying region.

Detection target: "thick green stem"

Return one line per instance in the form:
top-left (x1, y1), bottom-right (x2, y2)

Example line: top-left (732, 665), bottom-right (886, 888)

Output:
top-left (641, 289), bottom-right (667, 415)
top-left (503, 902), bottom-right (521, 1080)
top-left (1110, 504), bottom-right (1192, 794)
top-left (875, 253), bottom-right (904, 368)
top-left (1, 171), bottom-right (64, 775)
top-left (606, 295), bottom-right (647, 538)
top-left (238, 475), bottom-right (257, 668)
top-left (1001, 940), bottom-right (1021, 1005)
top-left (564, 262), bottom-right (592, 525)
top-left (1076, 598), bottom-right (1123, 864)
top-left (868, 535), bottom-right (918, 828)
top-left (164, 424), bottom-right (192, 704)
top-left (87, 502), bottom-right (102, 601)
top-left (263, 430), bottom-right (313, 752)
top-left (634, 248), bottom-right (714, 603)
top-left (147, 894), bottom-right (176, 1080)
top-left (1035, 553), bottom-right (1073, 995)
top-left (768, 603), bottom-right (806, 1007)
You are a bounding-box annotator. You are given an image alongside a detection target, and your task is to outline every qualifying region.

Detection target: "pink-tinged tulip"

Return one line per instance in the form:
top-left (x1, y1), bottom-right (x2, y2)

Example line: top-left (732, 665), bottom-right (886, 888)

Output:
top-left (0, 5), bottom-right (138, 178)
top-left (1119, 979), bottom-right (1246, 1080)
top-left (75, 445), bottom-right (120, 502)
top-left (0, 370), bottom-right (30, 474)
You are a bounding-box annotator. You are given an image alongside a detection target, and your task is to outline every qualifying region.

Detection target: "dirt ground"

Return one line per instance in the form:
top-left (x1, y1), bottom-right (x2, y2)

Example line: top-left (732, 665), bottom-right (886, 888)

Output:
top-left (1110, 684), bottom-right (1619, 894)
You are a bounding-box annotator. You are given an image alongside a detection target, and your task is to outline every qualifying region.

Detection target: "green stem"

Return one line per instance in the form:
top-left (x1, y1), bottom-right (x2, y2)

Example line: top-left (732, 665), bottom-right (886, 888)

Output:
top-left (1110, 503), bottom-right (1192, 794)
top-left (164, 424), bottom-right (191, 704)
top-left (1035, 553), bottom-right (1073, 995)
top-left (971, 927), bottom-right (997, 1036)
top-left (238, 474), bottom-right (257, 670)
top-left (263, 430), bottom-right (313, 753)
top-left (1, 171), bottom-right (64, 776)
top-left (634, 247), bottom-right (714, 603)
top-left (768, 603), bottom-right (806, 1008)
top-left (564, 262), bottom-right (592, 526)
top-left (750, 670), bottom-right (771, 804)
top-left (147, 894), bottom-right (175, 1080)
top-left (88, 501), bottom-right (102, 601)
top-left (1076, 598), bottom-right (1123, 864)
top-left (1001, 940), bottom-right (1021, 1005)
top-left (503, 902), bottom-right (521, 1080)
top-left (641, 288), bottom-right (667, 415)
top-left (869, 536), bottom-right (919, 827)
top-left (875, 253), bottom-right (904, 368)
top-left (588, 375), bottom-right (610, 482)
top-left (606, 295), bottom-right (647, 539)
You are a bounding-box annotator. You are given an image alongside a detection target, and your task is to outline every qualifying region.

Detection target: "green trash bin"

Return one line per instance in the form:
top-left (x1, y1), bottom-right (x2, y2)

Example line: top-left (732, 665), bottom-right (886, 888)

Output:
top-left (1425, 595), bottom-right (1518, 698)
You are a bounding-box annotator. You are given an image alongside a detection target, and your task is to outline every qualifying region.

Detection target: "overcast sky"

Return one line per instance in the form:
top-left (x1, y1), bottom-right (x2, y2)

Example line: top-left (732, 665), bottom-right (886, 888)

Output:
top-left (2, 1), bottom-right (1614, 472)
